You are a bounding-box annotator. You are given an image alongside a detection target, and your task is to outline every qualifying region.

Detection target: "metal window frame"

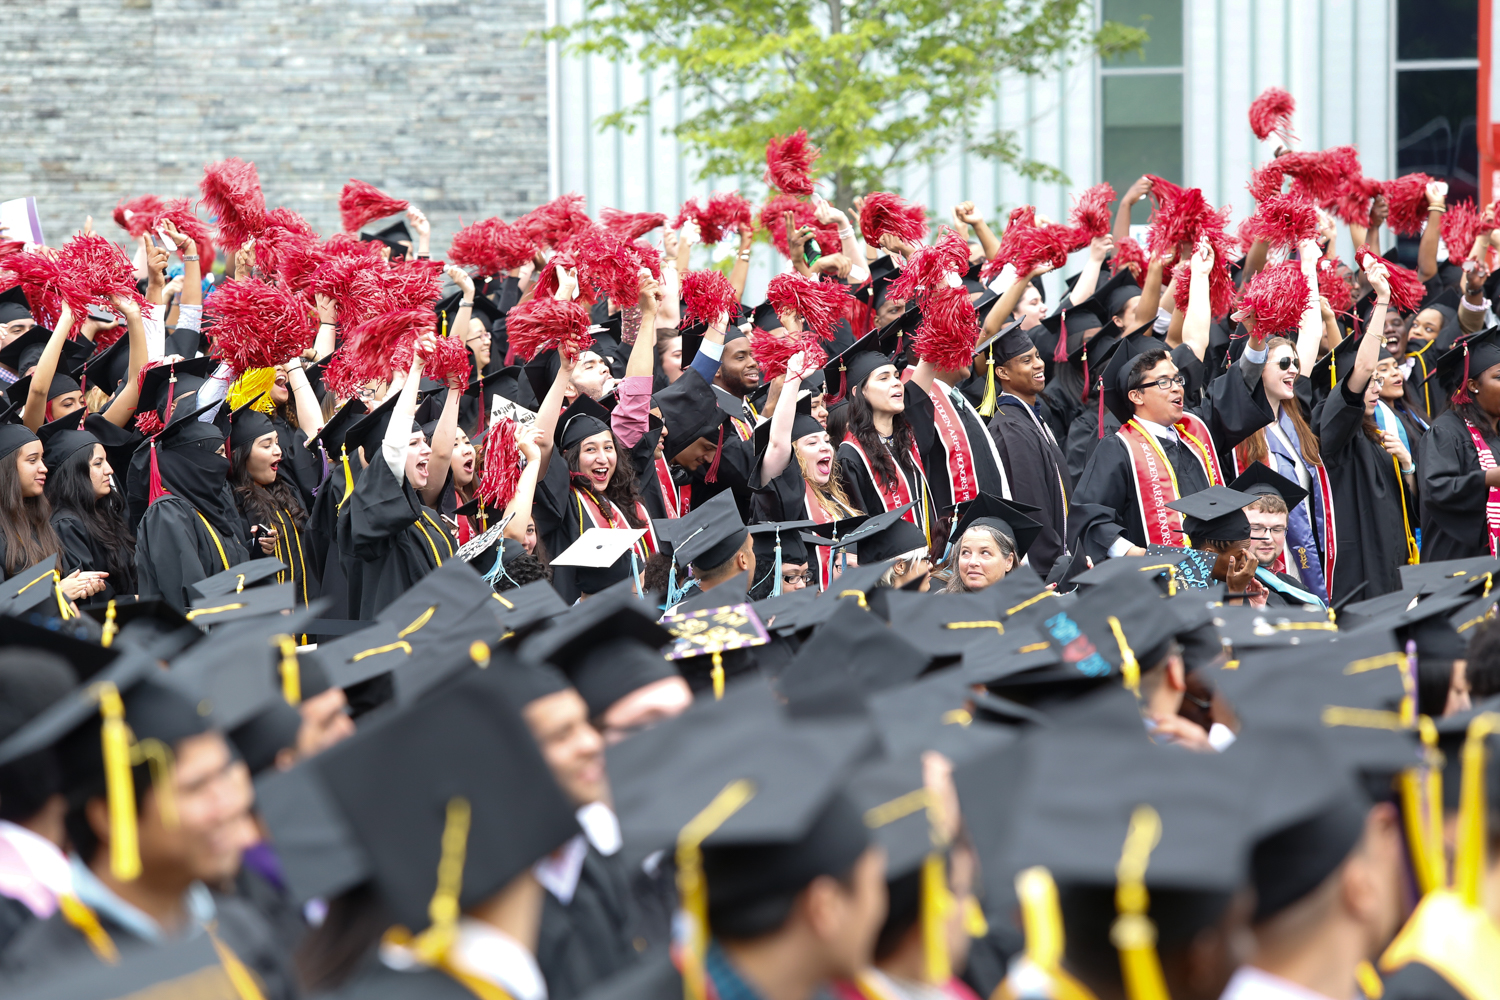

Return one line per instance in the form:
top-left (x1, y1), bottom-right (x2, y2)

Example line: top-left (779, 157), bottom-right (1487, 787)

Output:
top-left (1095, 0), bottom-right (1187, 192)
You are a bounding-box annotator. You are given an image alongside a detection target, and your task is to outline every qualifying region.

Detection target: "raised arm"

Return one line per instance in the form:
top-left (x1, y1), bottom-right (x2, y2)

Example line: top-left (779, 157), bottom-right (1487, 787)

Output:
top-left (1112, 176), bottom-right (1152, 249)
top-left (816, 199), bottom-right (868, 283)
top-left (420, 368), bottom-right (464, 506)
top-left (759, 360), bottom-right (805, 486)
top-left (1416, 181), bottom-right (1445, 283)
top-left (1350, 262), bottom-right (1392, 394)
top-left (314, 294), bottom-right (338, 360)
top-left (534, 354), bottom-right (574, 482)
top-left (1134, 253), bottom-right (1168, 327)
top-left (102, 296), bottom-right (148, 426)
top-left (1180, 239), bottom-right (1213, 362)
top-left (656, 231), bottom-right (681, 328)
top-left (1068, 235), bottom-right (1114, 306)
top-left (444, 265), bottom-right (475, 344)
top-left (956, 202), bottom-right (1001, 260)
top-left (382, 335), bottom-right (431, 479)
top-left (23, 305), bottom-right (75, 430)
top-left (727, 225), bottom-right (754, 304)
top-left (502, 426), bottom-right (545, 544)
top-left (1294, 240), bottom-right (1324, 373)
top-left (283, 357), bottom-right (325, 443)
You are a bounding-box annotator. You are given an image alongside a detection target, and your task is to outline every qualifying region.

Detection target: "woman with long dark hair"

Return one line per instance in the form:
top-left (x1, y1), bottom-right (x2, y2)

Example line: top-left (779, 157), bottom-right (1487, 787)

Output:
top-left (833, 348), bottom-right (934, 541)
top-left (38, 413), bottom-right (138, 599)
top-left (1418, 326), bottom-right (1500, 561)
top-left (0, 423), bottom-right (106, 602)
top-left (229, 399), bottom-right (318, 604)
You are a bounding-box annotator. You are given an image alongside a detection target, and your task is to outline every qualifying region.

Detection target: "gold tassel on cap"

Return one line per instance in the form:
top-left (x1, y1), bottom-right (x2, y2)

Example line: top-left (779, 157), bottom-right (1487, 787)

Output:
top-left (274, 635), bottom-right (301, 705)
top-left (710, 651), bottom-right (725, 700)
top-left (1017, 866), bottom-right (1064, 973)
top-left (411, 796), bottom-right (473, 966)
top-left (337, 445), bottom-right (355, 512)
top-left (1454, 714), bottom-right (1499, 905)
top-left (1111, 805), bottom-right (1170, 1000)
top-left (677, 780), bottom-right (756, 1000)
top-left (1396, 717), bottom-right (1446, 896)
top-left (101, 599), bottom-right (118, 648)
top-left (978, 350), bottom-right (998, 418)
top-left (1107, 617), bottom-right (1140, 698)
top-left (97, 683), bottom-right (141, 882)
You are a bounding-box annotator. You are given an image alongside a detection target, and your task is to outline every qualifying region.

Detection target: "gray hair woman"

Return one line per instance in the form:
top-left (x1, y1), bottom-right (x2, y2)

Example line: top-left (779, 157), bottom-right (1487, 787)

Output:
top-left (934, 493), bottom-right (1041, 594)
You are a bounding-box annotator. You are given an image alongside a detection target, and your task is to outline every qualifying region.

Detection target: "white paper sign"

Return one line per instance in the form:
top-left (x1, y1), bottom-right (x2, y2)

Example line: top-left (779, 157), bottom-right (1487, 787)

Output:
top-left (0, 197), bottom-right (44, 245)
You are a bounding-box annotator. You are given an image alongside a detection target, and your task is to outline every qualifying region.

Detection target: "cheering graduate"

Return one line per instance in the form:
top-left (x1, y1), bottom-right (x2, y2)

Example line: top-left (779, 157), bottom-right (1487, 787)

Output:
top-left (228, 397), bottom-right (319, 605)
top-left (38, 412), bottom-right (138, 600)
top-left (1417, 327), bottom-right (1500, 561)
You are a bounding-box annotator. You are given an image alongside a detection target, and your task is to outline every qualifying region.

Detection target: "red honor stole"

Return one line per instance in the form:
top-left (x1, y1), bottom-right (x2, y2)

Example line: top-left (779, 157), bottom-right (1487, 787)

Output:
top-left (841, 433), bottom-right (927, 530)
top-left (656, 455), bottom-right (688, 518)
top-left (730, 416), bottom-right (754, 442)
top-left (573, 488), bottom-right (659, 560)
top-left (1467, 420), bottom-right (1500, 557)
top-left (805, 481), bottom-right (840, 590)
top-left (926, 382), bottom-right (979, 505)
top-left (1118, 414), bottom-right (1222, 547)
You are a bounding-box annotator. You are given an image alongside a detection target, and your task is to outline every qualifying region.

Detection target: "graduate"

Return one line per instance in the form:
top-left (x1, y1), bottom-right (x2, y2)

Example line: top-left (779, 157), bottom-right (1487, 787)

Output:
top-left (38, 412), bottom-right (138, 600)
top-left (1230, 462), bottom-right (1328, 609)
top-left (1417, 327), bottom-right (1500, 562)
top-left (1072, 241), bottom-right (1273, 558)
top-left (227, 397), bottom-right (319, 606)
top-left (985, 321), bottom-right (1071, 577)
top-left (133, 400), bottom-right (252, 613)
top-left (933, 492), bottom-right (1042, 594)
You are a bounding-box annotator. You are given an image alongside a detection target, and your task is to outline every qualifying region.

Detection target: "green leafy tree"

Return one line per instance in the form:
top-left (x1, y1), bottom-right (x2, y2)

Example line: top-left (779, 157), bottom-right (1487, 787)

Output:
top-left (544, 0), bottom-right (1147, 209)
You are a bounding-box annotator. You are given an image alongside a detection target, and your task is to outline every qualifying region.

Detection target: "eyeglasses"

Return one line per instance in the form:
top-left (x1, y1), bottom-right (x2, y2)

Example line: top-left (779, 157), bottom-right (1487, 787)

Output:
top-left (1247, 527), bottom-right (1288, 539)
top-left (782, 570), bottom-right (809, 585)
top-left (1276, 356), bottom-right (1300, 371)
top-left (1137, 374), bottom-right (1187, 392)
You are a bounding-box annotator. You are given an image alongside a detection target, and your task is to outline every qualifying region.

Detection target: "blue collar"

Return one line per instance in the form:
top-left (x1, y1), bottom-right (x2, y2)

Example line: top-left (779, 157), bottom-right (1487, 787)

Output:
top-left (705, 940), bottom-right (767, 1000)
top-left (68, 855), bottom-right (216, 943)
top-left (1254, 567), bottom-right (1326, 609)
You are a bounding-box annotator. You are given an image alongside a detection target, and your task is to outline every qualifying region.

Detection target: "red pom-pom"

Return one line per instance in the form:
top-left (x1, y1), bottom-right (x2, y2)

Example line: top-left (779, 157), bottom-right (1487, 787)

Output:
top-left (1287, 148), bottom-right (1357, 206)
top-left (913, 284), bottom-right (980, 372)
top-left (858, 193), bottom-right (928, 247)
top-left (758, 195), bottom-right (842, 259)
top-left (680, 270), bottom-right (739, 328)
top-left (505, 296), bottom-right (593, 361)
top-left (1249, 87), bottom-right (1297, 143)
top-left (319, 346), bottom-right (378, 400)
top-left (198, 158), bottom-right (266, 253)
top-left (985, 206), bottom-right (1078, 279)
top-left (1317, 258), bottom-right (1353, 315)
top-left (763, 129), bottom-right (820, 196)
top-left (765, 273), bottom-right (850, 341)
top-left (205, 277), bottom-right (318, 373)
top-left (1247, 160), bottom-right (1286, 203)
top-left (1112, 237), bottom-right (1147, 281)
top-left (392, 330), bottom-right (472, 385)
top-left (1356, 245), bottom-right (1426, 313)
top-left (1332, 175), bottom-right (1384, 228)
top-left (61, 234), bottom-right (149, 316)
top-left (750, 328), bottom-right (826, 381)
top-left (134, 409), bottom-right (164, 437)
top-left (674, 192), bottom-right (755, 244)
top-left (1238, 261), bottom-right (1310, 334)
top-left (531, 252), bottom-right (594, 307)
top-left (113, 195), bottom-right (165, 238)
top-left (448, 218), bottom-right (538, 277)
top-left (514, 194), bottom-right (592, 250)
top-left (1442, 200), bottom-right (1486, 263)
top-left (145, 199), bottom-right (217, 274)
top-left (254, 208), bottom-right (321, 283)
top-left (569, 226), bottom-right (662, 308)
top-left (600, 209), bottom-right (667, 242)
top-left (338, 180), bottom-right (409, 234)
top-left (1145, 177), bottom-right (1213, 257)
top-left (887, 230), bottom-right (972, 304)
top-left (1242, 193), bottom-right (1319, 248)
top-left (343, 307), bottom-right (438, 377)
top-left (1383, 174), bottom-right (1435, 236)
top-left (477, 417), bottom-right (522, 510)
top-left (1069, 183), bottom-right (1117, 241)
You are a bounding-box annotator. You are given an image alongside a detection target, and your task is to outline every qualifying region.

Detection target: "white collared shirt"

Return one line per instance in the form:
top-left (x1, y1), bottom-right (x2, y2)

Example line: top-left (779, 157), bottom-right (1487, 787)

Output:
top-left (447, 918), bottom-right (548, 1000)
top-left (1219, 965), bottom-right (1337, 1000)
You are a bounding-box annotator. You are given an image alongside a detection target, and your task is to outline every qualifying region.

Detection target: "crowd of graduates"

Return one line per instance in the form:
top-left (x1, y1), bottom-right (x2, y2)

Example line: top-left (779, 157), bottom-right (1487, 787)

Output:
top-left (3, 85), bottom-right (1500, 1000)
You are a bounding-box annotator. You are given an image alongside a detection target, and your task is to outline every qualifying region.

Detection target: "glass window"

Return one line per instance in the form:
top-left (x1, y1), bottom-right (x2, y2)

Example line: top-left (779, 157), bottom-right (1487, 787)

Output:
top-left (1099, 0), bottom-right (1182, 226)
top-left (1102, 0), bottom-right (1184, 68)
top-left (1396, 0), bottom-right (1478, 61)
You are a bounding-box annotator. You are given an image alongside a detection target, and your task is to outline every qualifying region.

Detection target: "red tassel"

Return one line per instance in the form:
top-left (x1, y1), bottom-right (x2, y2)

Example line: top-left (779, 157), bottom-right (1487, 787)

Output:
top-left (1238, 261), bottom-right (1310, 334)
top-left (673, 193), bottom-right (754, 244)
top-left (338, 180), bottom-right (409, 233)
top-left (829, 363), bottom-right (848, 403)
top-left (148, 442), bottom-right (168, 503)
top-left (1053, 308), bottom-right (1070, 363)
top-left (1068, 183), bottom-right (1117, 242)
top-left (759, 195), bottom-right (842, 259)
top-left (514, 194), bottom-right (593, 251)
top-left (1442, 200), bottom-right (1485, 263)
top-left (113, 195), bottom-right (166, 238)
top-left (205, 277), bottom-right (319, 374)
top-left (1242, 193), bottom-right (1319, 249)
top-left (763, 130), bottom-right (820, 197)
top-left (600, 208), bottom-right (667, 242)
top-left (505, 296), bottom-right (593, 362)
top-left (858, 193), bottom-right (929, 246)
top-left (766, 273), bottom-right (851, 342)
top-left (1355, 245), bottom-right (1426, 313)
top-left (1098, 381), bottom-right (1107, 439)
top-left (199, 157), bottom-right (267, 253)
top-left (680, 270), bottom-right (740, 328)
top-left (704, 425), bottom-right (725, 483)
top-left (448, 217), bottom-right (538, 277)
top-left (1455, 345), bottom-right (1474, 404)
top-left (1383, 174), bottom-right (1436, 236)
top-left (477, 417), bottom-right (522, 509)
top-left (1249, 87), bottom-right (1297, 143)
top-left (1081, 353), bottom-right (1091, 402)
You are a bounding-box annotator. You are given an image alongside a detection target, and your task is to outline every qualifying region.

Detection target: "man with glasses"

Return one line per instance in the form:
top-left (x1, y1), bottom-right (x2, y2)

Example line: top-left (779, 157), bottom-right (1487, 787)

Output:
top-left (1232, 463), bottom-right (1328, 609)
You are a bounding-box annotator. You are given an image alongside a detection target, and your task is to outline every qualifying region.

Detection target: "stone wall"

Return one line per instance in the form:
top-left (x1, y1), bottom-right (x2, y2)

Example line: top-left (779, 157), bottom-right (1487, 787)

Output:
top-left (0, 0), bottom-right (550, 255)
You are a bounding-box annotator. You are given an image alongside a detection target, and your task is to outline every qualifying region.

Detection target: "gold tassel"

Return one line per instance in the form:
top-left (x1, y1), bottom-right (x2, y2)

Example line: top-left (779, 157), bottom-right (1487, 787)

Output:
top-left (470, 641), bottom-right (491, 668)
top-left (922, 852), bottom-right (954, 984)
top-left (275, 635), bottom-right (301, 705)
top-left (131, 738), bottom-right (178, 829)
top-left (710, 651), bottom-right (725, 700)
top-left (1112, 806), bottom-right (1170, 1000)
top-left (209, 929), bottom-right (268, 1000)
top-left (337, 445), bottom-right (355, 512)
top-left (100, 599), bottom-right (118, 648)
top-left (1454, 714), bottom-right (1499, 905)
top-left (410, 797), bottom-right (472, 966)
top-left (677, 780), bottom-right (757, 1000)
top-left (58, 894), bottom-right (119, 964)
top-left (1015, 866), bottom-right (1064, 973)
top-left (963, 896), bottom-right (989, 938)
top-left (1108, 617), bottom-right (1140, 698)
top-left (978, 350), bottom-right (998, 418)
top-left (1354, 960), bottom-right (1383, 999)
top-left (97, 683), bottom-right (140, 881)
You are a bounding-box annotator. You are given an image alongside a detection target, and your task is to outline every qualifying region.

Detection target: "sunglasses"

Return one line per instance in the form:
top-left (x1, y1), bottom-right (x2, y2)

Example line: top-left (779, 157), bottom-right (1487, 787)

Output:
top-left (1276, 356), bottom-right (1300, 371)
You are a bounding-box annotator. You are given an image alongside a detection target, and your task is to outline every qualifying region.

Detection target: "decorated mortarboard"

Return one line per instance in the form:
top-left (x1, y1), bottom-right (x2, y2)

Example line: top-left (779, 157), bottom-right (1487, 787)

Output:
top-left (1212, 606), bottom-right (1339, 652)
top-left (188, 558), bottom-right (288, 599)
top-left (949, 492), bottom-right (1043, 563)
top-left (660, 602), bottom-right (771, 699)
top-left (1229, 461), bottom-right (1309, 511)
top-left (1164, 485), bottom-right (1258, 544)
top-left (185, 581), bottom-right (296, 628)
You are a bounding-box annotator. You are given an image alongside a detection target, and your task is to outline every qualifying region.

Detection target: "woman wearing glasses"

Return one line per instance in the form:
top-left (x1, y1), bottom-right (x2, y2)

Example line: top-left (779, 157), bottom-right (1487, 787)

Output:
top-left (1317, 263), bottom-right (1418, 603)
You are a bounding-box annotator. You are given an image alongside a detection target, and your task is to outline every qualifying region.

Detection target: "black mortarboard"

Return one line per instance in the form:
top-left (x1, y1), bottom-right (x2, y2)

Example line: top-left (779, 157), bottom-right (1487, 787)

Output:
top-left (749, 519), bottom-right (814, 569)
top-left (226, 393), bottom-right (276, 454)
top-left (307, 665), bottom-right (580, 933)
top-left (5, 933), bottom-right (257, 1000)
top-left (305, 397), bottom-right (370, 455)
top-left (1097, 331), bottom-right (1163, 424)
top-left (0, 285), bottom-right (32, 325)
top-left (341, 392), bottom-right (410, 459)
top-left (1426, 326), bottom-right (1500, 398)
top-left (949, 493), bottom-right (1043, 562)
top-left (186, 581), bottom-right (296, 627)
top-left (1229, 462), bottom-right (1309, 512)
top-left (188, 558), bottom-right (288, 598)
top-left (557, 394), bottom-right (614, 451)
top-left (1165, 485), bottom-right (1257, 543)
top-left (883, 592), bottom-right (1010, 659)
top-left (779, 600), bottom-right (931, 715)
top-left (824, 503), bottom-right (928, 563)
top-left (822, 325), bottom-right (903, 399)
top-left (1036, 297), bottom-right (1110, 363)
top-left (79, 596), bottom-right (199, 657)
top-left (372, 560), bottom-right (506, 701)
top-left (137, 356), bottom-right (219, 422)
top-left (78, 335), bottom-right (130, 397)
top-left (0, 555), bottom-right (67, 621)
top-left (1399, 557), bottom-right (1500, 595)
top-left (359, 219), bottom-right (414, 255)
top-left (846, 758), bottom-right (934, 884)
top-left (0, 325), bottom-right (58, 374)
top-left (315, 622), bottom-right (413, 692)
top-left (1069, 551), bottom-right (1198, 593)
top-left (436, 288), bottom-right (504, 335)
top-left (0, 420), bottom-right (38, 461)
top-left (1392, 593), bottom-right (1471, 663)
top-left (36, 411), bottom-right (106, 472)
top-left (672, 491), bottom-right (749, 570)
top-left (491, 578), bottom-right (570, 637)
top-left (0, 616), bottom-right (118, 681)
top-left (982, 320), bottom-right (1036, 365)
top-left (653, 368), bottom-right (729, 456)
top-left (519, 589), bottom-right (675, 717)
top-left (1212, 606), bottom-right (1340, 652)
top-left (854, 255), bottom-right (902, 306)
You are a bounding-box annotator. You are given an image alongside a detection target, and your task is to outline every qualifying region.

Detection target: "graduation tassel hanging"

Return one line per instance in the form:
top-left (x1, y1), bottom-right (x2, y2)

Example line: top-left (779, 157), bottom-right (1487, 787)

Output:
top-left (100, 599), bottom-right (118, 648)
top-left (408, 796), bottom-right (472, 967)
top-left (1454, 344), bottom-right (1474, 404)
top-left (1397, 715), bottom-right (1447, 896)
top-left (1053, 310), bottom-right (1070, 364)
top-left (978, 347), bottom-right (998, 418)
top-left (1097, 379), bottom-right (1107, 440)
top-left (704, 425), bottom-right (725, 483)
top-left (710, 651), bottom-right (725, 701)
top-left (677, 781), bottom-right (757, 1000)
top-left (921, 851), bottom-right (954, 985)
top-left (771, 532), bottom-right (784, 598)
top-left (1113, 806), bottom-right (1170, 1000)
top-left (1108, 616), bottom-right (1141, 698)
top-left (98, 683), bottom-right (142, 882)
top-left (338, 445), bottom-right (355, 512)
top-left (1454, 713), bottom-right (1499, 906)
top-left (147, 442), bottom-right (167, 503)
top-left (1015, 866), bottom-right (1065, 976)
top-left (275, 635), bottom-right (301, 706)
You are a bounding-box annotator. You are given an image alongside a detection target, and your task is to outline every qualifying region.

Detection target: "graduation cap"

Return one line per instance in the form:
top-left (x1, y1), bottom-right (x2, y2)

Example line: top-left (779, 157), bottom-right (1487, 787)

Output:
top-left (884, 592), bottom-right (1011, 660)
top-left (1069, 551), bottom-right (1200, 595)
top-left (854, 255), bottom-right (903, 306)
top-left (305, 397), bottom-right (370, 456)
top-left (0, 285), bottom-right (32, 325)
top-left (185, 581), bottom-right (296, 627)
top-left (5, 932), bottom-right (260, 1000)
top-left (1425, 326), bottom-right (1500, 401)
top-left (672, 490), bottom-right (750, 571)
top-left (77, 335), bottom-right (130, 398)
top-left (518, 589), bottom-right (674, 716)
top-left (1164, 485), bottom-right (1257, 544)
top-left (0, 616), bottom-right (118, 681)
top-left (138, 356), bottom-right (219, 423)
top-left (1308, 327), bottom-right (1389, 395)
top-left (822, 324), bottom-right (903, 401)
top-left (0, 421), bottom-right (38, 462)
top-left (188, 558), bottom-right (288, 599)
top-left (371, 559), bottom-right (508, 696)
top-left (435, 288), bottom-right (503, 335)
top-left (749, 520), bottom-right (815, 597)
top-left (490, 578), bottom-right (570, 637)
top-left (79, 596), bottom-right (199, 656)
top-left (1398, 557), bottom-right (1500, 595)
top-left (798, 513), bottom-right (870, 553)
top-left (868, 668), bottom-right (1021, 765)
top-left (1036, 296), bottom-right (1110, 365)
top-left (557, 393), bottom-right (614, 451)
top-left (35, 411), bottom-right (116, 474)
top-left (316, 622), bottom-right (413, 691)
top-left (0, 555), bottom-right (69, 622)
top-left (653, 368), bottom-right (730, 459)
top-left (1390, 593), bottom-right (1472, 666)
top-left (0, 325), bottom-right (65, 375)
top-left (1229, 461), bottom-right (1309, 512)
top-left (779, 599), bottom-right (932, 716)
top-left (358, 219), bottom-right (414, 256)
top-left (1096, 331), bottom-right (1166, 424)
top-left (821, 503), bottom-right (928, 563)
top-left (1212, 606), bottom-right (1340, 652)
top-left (303, 664), bottom-right (580, 937)
top-left (949, 492), bottom-right (1043, 563)
top-left (549, 527), bottom-right (646, 595)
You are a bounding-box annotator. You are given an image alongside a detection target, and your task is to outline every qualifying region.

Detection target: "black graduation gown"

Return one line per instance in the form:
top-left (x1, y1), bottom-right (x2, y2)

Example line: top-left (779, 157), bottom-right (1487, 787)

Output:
top-left (910, 380), bottom-right (1009, 513)
top-left (1318, 381), bottom-right (1413, 604)
top-left (1064, 405), bottom-right (1122, 485)
top-left (305, 449), bottom-right (362, 622)
top-left (579, 952), bottom-right (680, 1000)
top-left (681, 432), bottom-right (757, 524)
top-left (988, 395), bottom-right (1070, 578)
top-left (328, 961), bottom-right (491, 1000)
top-left (836, 433), bottom-right (933, 524)
top-left (0, 891), bottom-right (296, 1000)
top-left (1403, 340), bottom-right (1447, 424)
top-left (272, 415), bottom-right (323, 513)
top-left (135, 495), bottom-right (252, 613)
top-left (0, 895), bottom-right (32, 957)
top-left (1039, 364), bottom-right (1085, 444)
top-left (1417, 409), bottom-right (1500, 562)
top-left (537, 846), bottom-right (645, 1000)
top-left (234, 488), bottom-right (320, 607)
top-left (336, 454), bottom-right (453, 620)
top-left (1072, 367), bottom-right (1273, 549)
top-left (49, 508), bottom-right (133, 599)
top-left (1380, 960), bottom-right (1466, 1000)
